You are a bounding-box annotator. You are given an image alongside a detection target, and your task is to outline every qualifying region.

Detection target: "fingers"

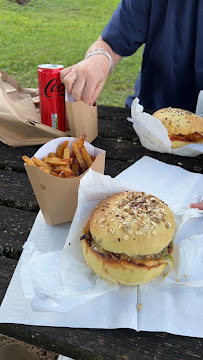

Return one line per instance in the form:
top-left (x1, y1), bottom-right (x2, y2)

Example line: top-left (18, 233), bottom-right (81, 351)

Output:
top-left (90, 81), bottom-right (106, 106)
top-left (190, 201), bottom-right (203, 210)
top-left (61, 68), bottom-right (77, 94)
top-left (60, 57), bottom-right (109, 105)
top-left (82, 76), bottom-right (101, 105)
top-left (60, 67), bottom-right (72, 82)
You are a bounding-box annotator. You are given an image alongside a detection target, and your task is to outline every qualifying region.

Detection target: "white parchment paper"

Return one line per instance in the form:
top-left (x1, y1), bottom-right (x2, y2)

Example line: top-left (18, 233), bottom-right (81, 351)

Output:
top-left (129, 98), bottom-right (203, 157)
top-left (0, 157), bottom-right (203, 337)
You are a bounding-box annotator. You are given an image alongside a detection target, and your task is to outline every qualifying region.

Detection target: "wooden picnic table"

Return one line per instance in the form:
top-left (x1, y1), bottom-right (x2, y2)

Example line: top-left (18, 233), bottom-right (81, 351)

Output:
top-left (0, 105), bottom-right (203, 360)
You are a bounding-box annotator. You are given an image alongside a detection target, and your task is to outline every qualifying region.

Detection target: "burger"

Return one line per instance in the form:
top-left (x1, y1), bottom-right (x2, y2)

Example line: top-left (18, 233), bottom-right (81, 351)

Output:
top-left (153, 107), bottom-right (203, 149)
top-left (80, 191), bottom-right (175, 286)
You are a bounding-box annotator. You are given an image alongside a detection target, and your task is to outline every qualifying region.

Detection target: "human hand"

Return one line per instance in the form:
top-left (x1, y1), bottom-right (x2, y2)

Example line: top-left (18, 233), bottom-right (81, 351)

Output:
top-left (190, 201), bottom-right (203, 210)
top-left (60, 55), bottom-right (110, 106)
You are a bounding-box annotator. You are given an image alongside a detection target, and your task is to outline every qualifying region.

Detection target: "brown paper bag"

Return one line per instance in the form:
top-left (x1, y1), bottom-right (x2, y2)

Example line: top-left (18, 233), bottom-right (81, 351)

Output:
top-left (24, 137), bottom-right (105, 225)
top-left (0, 70), bottom-right (69, 147)
top-left (66, 99), bottom-right (98, 143)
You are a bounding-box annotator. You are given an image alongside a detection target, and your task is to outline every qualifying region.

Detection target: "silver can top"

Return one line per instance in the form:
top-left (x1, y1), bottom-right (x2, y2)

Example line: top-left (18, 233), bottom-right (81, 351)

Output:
top-left (38, 64), bottom-right (64, 69)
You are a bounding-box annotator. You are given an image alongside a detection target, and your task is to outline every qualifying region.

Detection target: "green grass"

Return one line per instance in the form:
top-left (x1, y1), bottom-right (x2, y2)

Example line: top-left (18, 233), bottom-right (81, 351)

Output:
top-left (0, 0), bottom-right (142, 107)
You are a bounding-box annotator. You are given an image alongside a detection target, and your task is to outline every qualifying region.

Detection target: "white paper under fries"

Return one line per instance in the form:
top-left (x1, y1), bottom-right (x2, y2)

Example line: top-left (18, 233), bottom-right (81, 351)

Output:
top-left (130, 98), bottom-right (203, 157)
top-left (24, 137), bottom-right (105, 225)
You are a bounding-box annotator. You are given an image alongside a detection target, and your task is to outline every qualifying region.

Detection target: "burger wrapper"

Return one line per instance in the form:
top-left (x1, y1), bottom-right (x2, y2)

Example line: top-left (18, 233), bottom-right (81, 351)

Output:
top-left (24, 137), bottom-right (105, 225)
top-left (129, 98), bottom-right (203, 157)
top-left (1, 157), bottom-right (203, 337)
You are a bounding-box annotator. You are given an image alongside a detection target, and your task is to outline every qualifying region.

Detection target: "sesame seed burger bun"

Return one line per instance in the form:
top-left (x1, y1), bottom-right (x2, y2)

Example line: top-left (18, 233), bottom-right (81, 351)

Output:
top-left (81, 191), bottom-right (175, 286)
top-left (153, 107), bottom-right (203, 149)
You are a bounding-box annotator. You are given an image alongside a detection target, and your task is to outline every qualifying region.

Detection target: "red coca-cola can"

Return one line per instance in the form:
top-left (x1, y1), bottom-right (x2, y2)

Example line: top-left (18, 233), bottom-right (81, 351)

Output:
top-left (38, 64), bottom-right (66, 131)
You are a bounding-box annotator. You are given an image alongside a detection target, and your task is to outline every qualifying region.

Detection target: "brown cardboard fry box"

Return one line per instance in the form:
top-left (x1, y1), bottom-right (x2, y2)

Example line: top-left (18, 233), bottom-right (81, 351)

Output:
top-left (66, 98), bottom-right (98, 143)
top-left (24, 137), bottom-right (105, 225)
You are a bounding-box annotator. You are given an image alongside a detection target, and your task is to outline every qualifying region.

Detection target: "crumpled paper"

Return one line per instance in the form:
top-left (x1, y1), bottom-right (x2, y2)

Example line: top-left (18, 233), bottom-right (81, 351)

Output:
top-left (129, 97), bottom-right (203, 157)
top-left (20, 163), bottom-right (203, 316)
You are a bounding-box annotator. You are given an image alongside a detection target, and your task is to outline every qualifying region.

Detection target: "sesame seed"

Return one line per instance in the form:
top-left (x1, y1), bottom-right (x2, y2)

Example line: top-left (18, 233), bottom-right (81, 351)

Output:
top-left (99, 217), bottom-right (106, 223)
top-left (123, 235), bottom-right (129, 240)
top-left (152, 231), bottom-right (157, 236)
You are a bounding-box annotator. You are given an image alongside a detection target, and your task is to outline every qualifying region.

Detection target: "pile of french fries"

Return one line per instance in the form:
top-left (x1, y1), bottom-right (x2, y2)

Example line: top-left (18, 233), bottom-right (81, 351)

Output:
top-left (22, 135), bottom-right (95, 178)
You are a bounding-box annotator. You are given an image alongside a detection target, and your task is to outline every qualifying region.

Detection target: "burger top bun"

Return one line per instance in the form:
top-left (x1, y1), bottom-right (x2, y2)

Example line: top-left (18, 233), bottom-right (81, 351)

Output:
top-left (153, 107), bottom-right (203, 136)
top-left (89, 191), bottom-right (175, 257)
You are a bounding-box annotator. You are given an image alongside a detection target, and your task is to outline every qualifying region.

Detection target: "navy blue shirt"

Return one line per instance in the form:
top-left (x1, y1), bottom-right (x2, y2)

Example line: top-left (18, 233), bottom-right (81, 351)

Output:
top-left (102, 0), bottom-right (203, 111)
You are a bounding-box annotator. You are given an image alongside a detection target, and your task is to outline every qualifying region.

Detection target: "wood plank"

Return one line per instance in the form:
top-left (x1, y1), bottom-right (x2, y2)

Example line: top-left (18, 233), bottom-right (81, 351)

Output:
top-left (0, 206), bottom-right (37, 259)
top-left (0, 257), bottom-right (17, 301)
top-left (1, 135), bottom-right (201, 177)
top-left (0, 170), bottom-right (39, 211)
top-left (0, 142), bottom-right (39, 171)
top-left (0, 320), bottom-right (202, 360)
top-left (98, 105), bottom-right (153, 119)
top-left (93, 137), bottom-right (203, 174)
top-left (105, 159), bottom-right (133, 178)
top-left (98, 118), bottom-right (137, 140)
top-left (98, 105), bottom-right (131, 120)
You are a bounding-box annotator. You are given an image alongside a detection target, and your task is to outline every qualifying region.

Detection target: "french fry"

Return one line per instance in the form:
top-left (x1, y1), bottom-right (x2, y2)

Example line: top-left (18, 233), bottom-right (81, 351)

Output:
top-left (76, 134), bottom-right (86, 149)
top-left (80, 146), bottom-right (93, 168)
top-left (71, 158), bottom-right (80, 176)
top-left (33, 157), bottom-right (53, 172)
top-left (56, 140), bottom-right (69, 158)
top-left (63, 168), bottom-right (74, 178)
top-left (70, 134), bottom-right (86, 157)
top-left (57, 169), bottom-right (74, 178)
top-left (48, 152), bottom-right (56, 158)
top-left (22, 135), bottom-right (93, 179)
top-left (58, 172), bottom-right (64, 178)
top-left (54, 165), bottom-right (70, 173)
top-left (72, 142), bottom-right (88, 173)
top-left (55, 144), bottom-right (64, 159)
top-left (63, 147), bottom-right (70, 159)
top-left (39, 166), bottom-right (52, 174)
top-left (43, 156), bottom-right (72, 166)
top-left (62, 140), bottom-right (69, 148)
top-left (22, 156), bottom-right (35, 166)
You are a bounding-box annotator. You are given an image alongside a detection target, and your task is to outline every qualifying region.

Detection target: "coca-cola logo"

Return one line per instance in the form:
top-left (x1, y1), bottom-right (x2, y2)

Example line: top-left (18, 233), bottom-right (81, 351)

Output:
top-left (44, 78), bottom-right (65, 97)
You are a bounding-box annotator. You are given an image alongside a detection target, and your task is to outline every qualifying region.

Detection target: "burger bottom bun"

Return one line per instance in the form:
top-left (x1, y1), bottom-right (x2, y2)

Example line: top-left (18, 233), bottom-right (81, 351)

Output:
top-left (81, 239), bottom-right (168, 286)
top-left (171, 139), bottom-right (203, 149)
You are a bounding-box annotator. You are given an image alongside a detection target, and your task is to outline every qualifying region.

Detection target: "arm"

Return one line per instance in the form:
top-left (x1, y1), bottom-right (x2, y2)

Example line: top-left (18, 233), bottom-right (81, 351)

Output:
top-left (60, 36), bottom-right (122, 106)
